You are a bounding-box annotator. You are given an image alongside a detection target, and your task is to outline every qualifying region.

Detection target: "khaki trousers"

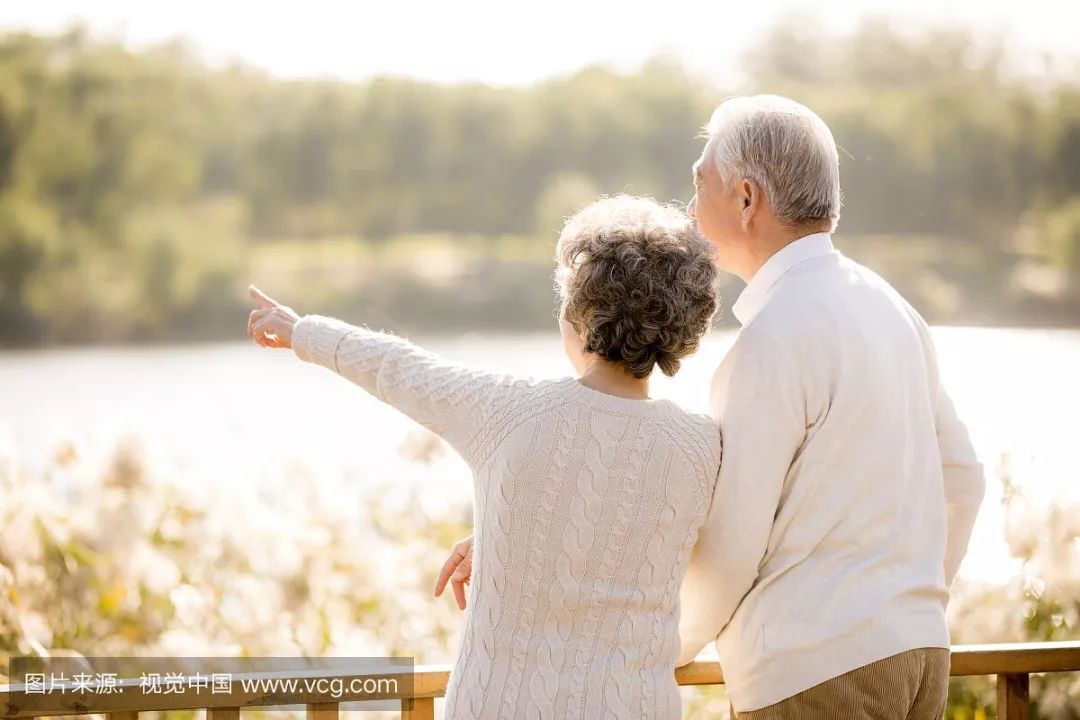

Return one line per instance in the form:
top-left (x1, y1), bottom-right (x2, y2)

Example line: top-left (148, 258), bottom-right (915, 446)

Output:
top-left (732, 648), bottom-right (950, 720)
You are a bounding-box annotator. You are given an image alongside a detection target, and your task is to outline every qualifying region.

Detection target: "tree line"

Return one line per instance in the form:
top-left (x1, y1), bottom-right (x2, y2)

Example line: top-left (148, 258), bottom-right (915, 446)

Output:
top-left (1, 20), bottom-right (1078, 345)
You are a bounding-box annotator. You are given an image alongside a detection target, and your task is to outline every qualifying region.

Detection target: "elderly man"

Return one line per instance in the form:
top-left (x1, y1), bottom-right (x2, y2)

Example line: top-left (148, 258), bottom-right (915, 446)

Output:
top-left (436, 95), bottom-right (986, 719)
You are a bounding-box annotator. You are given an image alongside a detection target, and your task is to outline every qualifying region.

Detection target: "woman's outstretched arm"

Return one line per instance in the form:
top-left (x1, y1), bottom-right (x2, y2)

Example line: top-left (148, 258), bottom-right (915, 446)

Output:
top-left (246, 284), bottom-right (520, 466)
top-left (291, 313), bottom-right (517, 465)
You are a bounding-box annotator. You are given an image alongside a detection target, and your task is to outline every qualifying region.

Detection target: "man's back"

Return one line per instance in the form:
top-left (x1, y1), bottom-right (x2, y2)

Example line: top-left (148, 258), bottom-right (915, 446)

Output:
top-left (677, 239), bottom-right (985, 713)
top-left (723, 248), bottom-right (951, 706)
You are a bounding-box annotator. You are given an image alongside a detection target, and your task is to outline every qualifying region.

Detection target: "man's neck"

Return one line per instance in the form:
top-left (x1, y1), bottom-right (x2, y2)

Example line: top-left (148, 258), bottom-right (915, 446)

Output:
top-left (737, 225), bottom-right (830, 282)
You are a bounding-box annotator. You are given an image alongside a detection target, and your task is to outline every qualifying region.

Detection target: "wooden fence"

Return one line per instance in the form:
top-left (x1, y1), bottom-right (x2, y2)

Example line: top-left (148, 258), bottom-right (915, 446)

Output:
top-left (4, 642), bottom-right (1080, 720)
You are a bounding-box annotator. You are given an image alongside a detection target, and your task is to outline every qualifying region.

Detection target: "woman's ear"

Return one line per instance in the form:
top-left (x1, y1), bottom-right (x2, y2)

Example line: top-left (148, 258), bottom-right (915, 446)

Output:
top-left (559, 314), bottom-right (589, 375)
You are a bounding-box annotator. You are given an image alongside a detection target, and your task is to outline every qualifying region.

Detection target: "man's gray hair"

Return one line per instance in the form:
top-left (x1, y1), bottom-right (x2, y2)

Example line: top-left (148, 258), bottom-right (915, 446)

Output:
top-left (701, 95), bottom-right (841, 231)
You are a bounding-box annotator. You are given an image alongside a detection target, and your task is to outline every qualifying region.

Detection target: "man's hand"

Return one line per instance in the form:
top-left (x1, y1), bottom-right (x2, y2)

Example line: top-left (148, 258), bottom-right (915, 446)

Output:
top-left (434, 535), bottom-right (473, 610)
top-left (247, 284), bottom-right (300, 349)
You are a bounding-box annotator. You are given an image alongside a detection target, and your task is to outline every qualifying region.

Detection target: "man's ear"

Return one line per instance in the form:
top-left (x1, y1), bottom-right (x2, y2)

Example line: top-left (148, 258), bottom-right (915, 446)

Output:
top-left (739, 179), bottom-right (760, 228)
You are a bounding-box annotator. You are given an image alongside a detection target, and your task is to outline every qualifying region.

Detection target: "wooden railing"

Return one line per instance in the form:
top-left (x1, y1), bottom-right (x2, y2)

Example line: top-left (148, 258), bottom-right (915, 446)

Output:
top-left (4, 642), bottom-right (1079, 720)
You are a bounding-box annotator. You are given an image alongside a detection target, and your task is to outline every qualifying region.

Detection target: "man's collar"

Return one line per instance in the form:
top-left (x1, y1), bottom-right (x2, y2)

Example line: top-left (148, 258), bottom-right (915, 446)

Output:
top-left (731, 232), bottom-right (835, 325)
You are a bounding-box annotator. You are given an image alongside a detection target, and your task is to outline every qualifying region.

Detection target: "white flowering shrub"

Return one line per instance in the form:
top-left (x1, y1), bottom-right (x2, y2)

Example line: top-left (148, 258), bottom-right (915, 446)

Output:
top-left (2, 441), bottom-right (1077, 719)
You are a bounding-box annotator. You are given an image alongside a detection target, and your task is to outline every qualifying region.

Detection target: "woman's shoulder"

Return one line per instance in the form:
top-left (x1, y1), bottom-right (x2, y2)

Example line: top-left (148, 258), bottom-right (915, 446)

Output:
top-left (659, 403), bottom-right (722, 465)
top-left (497, 379), bottom-right (722, 463)
top-left (475, 375), bottom-right (583, 425)
top-left (645, 404), bottom-right (721, 506)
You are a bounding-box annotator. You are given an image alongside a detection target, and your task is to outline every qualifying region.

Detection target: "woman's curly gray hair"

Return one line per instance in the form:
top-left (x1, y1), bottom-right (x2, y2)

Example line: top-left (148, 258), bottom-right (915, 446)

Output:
top-left (555, 194), bottom-right (718, 379)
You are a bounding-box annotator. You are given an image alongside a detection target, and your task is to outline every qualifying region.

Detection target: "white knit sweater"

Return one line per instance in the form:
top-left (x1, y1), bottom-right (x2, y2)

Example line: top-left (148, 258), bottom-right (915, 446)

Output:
top-left (292, 315), bottom-right (723, 720)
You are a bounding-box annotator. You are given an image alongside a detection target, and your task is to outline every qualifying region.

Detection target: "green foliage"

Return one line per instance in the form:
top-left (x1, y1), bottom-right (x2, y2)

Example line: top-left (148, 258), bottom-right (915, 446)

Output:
top-left (1035, 200), bottom-right (1080, 286)
top-left (0, 20), bottom-right (1078, 345)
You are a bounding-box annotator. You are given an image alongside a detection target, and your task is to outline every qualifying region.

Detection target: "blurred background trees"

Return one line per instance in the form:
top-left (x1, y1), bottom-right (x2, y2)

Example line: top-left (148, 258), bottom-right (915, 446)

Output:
top-left (0, 19), bottom-right (1078, 346)
top-left (2, 17), bottom-right (1079, 719)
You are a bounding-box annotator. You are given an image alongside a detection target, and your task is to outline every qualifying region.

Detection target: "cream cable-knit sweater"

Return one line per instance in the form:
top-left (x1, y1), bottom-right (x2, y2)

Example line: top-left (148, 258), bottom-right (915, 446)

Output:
top-left (292, 314), bottom-right (723, 720)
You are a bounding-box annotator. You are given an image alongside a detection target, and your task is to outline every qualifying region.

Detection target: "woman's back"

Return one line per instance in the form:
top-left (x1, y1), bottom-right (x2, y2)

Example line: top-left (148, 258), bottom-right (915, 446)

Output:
top-left (284, 194), bottom-right (723, 720)
top-left (446, 377), bottom-right (722, 720)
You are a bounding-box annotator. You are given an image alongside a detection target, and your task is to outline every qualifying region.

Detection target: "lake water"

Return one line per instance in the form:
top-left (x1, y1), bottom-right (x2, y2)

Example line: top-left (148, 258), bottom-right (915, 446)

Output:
top-left (2, 327), bottom-right (1078, 584)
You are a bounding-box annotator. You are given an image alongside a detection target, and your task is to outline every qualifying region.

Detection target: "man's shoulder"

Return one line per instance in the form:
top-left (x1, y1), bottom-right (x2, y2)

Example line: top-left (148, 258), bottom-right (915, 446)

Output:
top-left (750, 253), bottom-right (925, 335)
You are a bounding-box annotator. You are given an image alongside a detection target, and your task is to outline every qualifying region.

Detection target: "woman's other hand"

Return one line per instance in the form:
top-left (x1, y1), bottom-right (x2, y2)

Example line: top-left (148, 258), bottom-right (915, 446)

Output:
top-left (247, 284), bottom-right (301, 349)
top-left (434, 535), bottom-right (474, 610)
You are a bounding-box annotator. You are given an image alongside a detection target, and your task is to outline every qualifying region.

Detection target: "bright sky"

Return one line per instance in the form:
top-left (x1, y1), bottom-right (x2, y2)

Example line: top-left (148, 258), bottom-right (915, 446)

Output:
top-left (1, 0), bottom-right (1077, 85)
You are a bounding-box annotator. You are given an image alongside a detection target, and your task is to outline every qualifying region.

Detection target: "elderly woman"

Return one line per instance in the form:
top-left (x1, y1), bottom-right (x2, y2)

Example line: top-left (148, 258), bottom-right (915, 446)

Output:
top-left (246, 194), bottom-right (722, 719)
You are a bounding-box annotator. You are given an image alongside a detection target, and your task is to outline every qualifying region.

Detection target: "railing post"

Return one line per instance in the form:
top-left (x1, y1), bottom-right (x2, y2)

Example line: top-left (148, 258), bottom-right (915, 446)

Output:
top-left (207, 708), bottom-right (240, 720)
top-left (306, 702), bottom-right (339, 720)
top-left (107, 713), bottom-right (138, 720)
top-left (401, 697), bottom-right (435, 720)
top-left (996, 673), bottom-right (1030, 720)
